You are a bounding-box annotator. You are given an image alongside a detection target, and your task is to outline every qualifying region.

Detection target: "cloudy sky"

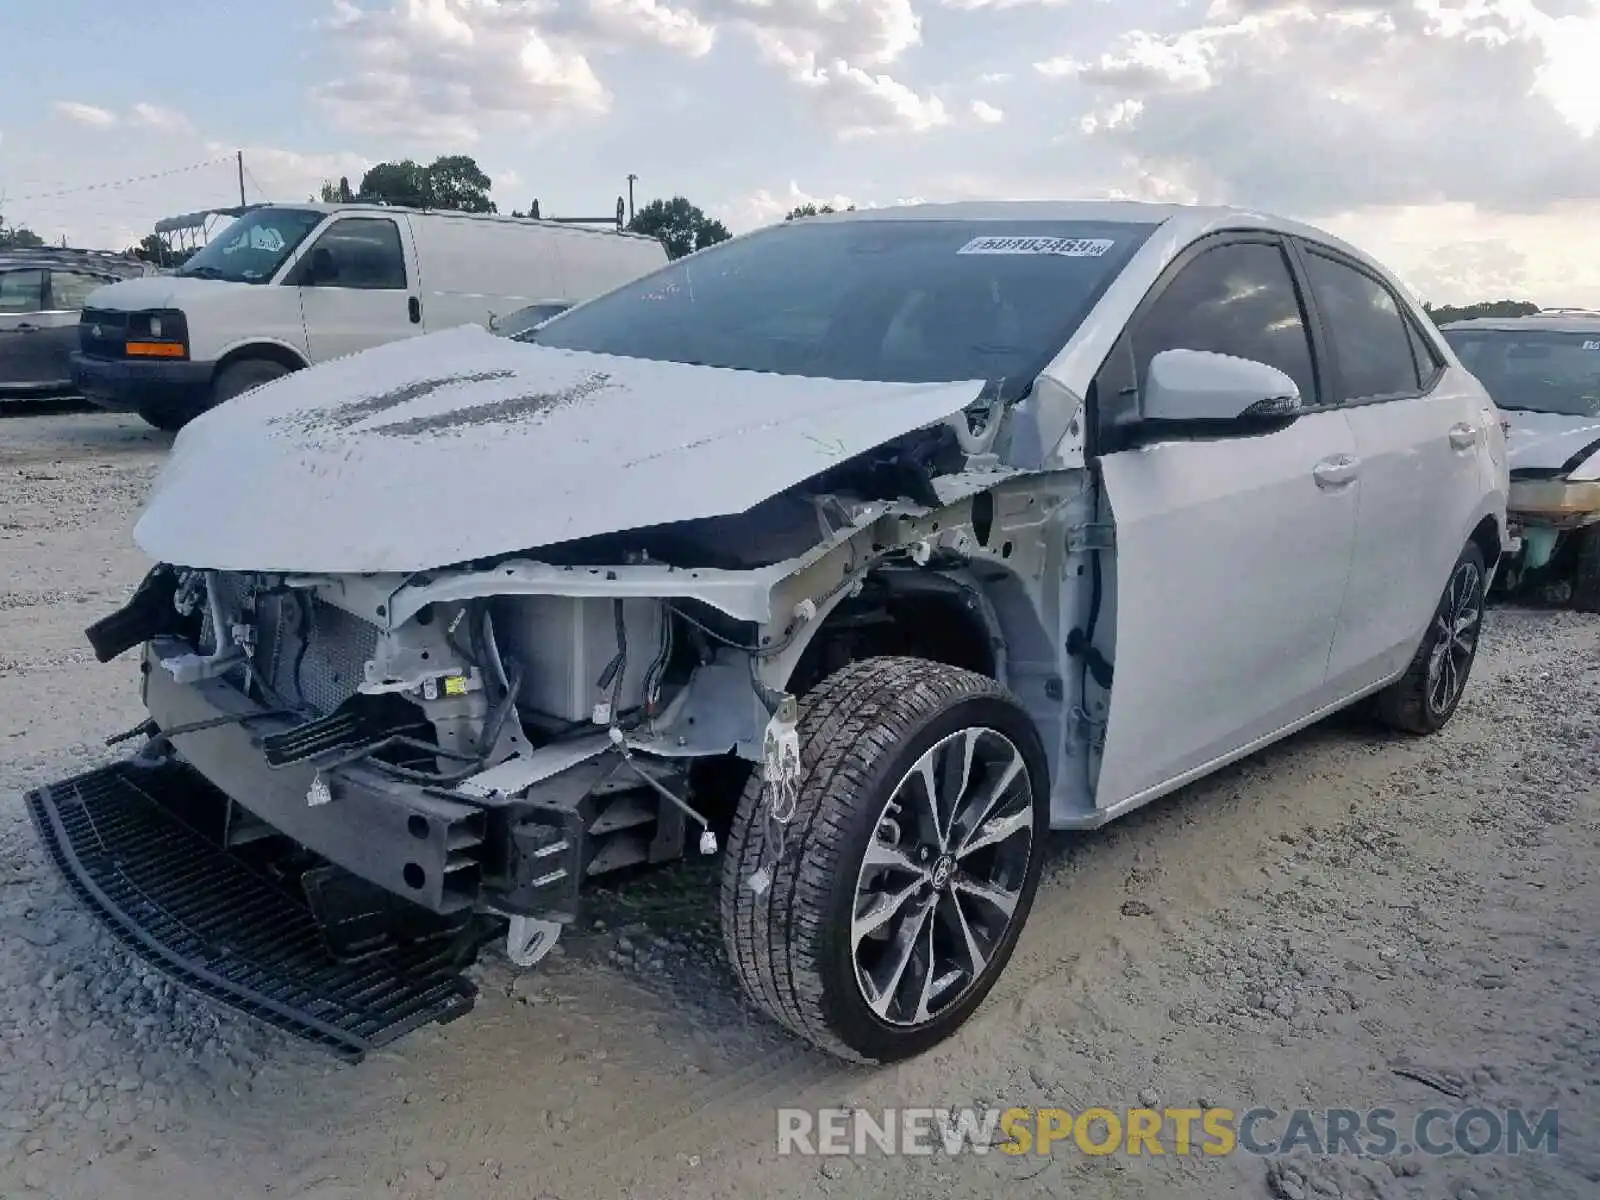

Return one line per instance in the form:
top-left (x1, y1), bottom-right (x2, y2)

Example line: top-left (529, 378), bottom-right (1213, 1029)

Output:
top-left (2, 0), bottom-right (1598, 305)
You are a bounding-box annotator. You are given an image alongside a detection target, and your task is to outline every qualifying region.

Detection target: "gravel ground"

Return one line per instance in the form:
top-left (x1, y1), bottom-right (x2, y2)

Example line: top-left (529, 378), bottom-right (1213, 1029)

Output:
top-left (0, 409), bottom-right (1596, 1199)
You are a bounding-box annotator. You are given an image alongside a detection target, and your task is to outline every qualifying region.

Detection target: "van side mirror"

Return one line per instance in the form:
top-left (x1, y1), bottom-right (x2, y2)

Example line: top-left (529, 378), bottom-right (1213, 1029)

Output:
top-left (1136, 348), bottom-right (1303, 438)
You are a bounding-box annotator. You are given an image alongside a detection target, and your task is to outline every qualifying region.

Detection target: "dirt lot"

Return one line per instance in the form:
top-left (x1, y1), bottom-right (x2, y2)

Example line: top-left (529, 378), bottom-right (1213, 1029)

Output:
top-left (0, 410), bottom-right (1596, 1200)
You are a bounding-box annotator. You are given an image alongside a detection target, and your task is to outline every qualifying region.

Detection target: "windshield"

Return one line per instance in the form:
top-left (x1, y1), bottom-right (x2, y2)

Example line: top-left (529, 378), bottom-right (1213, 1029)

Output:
top-left (1443, 328), bottom-right (1600, 417)
top-left (532, 218), bottom-right (1154, 400)
top-left (176, 207), bottom-right (325, 284)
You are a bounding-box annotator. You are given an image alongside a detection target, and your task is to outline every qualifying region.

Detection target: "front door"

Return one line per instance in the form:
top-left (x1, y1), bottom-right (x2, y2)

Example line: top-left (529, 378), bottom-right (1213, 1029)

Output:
top-left (292, 215), bottom-right (421, 363)
top-left (1089, 236), bottom-right (1360, 812)
top-left (0, 268), bottom-right (62, 390)
top-left (1293, 242), bottom-right (1488, 691)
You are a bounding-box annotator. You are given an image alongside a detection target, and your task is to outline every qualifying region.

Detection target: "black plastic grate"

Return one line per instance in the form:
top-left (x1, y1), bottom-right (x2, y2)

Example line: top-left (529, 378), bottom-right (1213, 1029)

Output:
top-left (24, 762), bottom-right (480, 1062)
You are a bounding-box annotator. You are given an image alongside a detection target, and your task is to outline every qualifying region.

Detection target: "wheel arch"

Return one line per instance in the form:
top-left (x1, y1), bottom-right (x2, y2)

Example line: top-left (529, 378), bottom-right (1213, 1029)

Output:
top-left (212, 340), bottom-right (309, 381)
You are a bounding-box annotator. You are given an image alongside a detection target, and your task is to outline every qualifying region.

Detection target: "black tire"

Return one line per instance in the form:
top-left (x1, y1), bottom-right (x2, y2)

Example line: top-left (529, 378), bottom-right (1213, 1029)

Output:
top-left (720, 656), bottom-right (1049, 1064)
top-left (212, 358), bottom-right (289, 409)
top-left (1571, 527), bottom-right (1600, 614)
top-left (1374, 541), bottom-right (1487, 735)
top-left (135, 403), bottom-right (190, 433)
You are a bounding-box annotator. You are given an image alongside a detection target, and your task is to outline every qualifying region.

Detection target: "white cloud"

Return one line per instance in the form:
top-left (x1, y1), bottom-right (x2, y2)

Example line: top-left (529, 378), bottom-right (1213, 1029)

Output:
top-left (719, 179), bottom-right (861, 230)
top-left (1044, 1), bottom-right (1600, 215)
top-left (970, 99), bottom-right (1004, 123)
top-left (718, 0), bottom-right (922, 69)
top-left (52, 101), bottom-right (119, 128)
top-left (130, 103), bottom-right (193, 133)
top-left (313, 1), bottom-right (612, 141)
top-left (942, 0), bottom-right (1070, 7)
top-left (794, 59), bottom-right (950, 138)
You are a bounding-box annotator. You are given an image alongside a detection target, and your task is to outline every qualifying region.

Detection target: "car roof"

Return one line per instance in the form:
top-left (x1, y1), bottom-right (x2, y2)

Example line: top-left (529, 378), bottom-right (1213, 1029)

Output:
top-left (0, 248), bottom-right (149, 276)
top-left (1439, 310), bottom-right (1600, 334)
top-left (802, 199), bottom-right (1375, 257)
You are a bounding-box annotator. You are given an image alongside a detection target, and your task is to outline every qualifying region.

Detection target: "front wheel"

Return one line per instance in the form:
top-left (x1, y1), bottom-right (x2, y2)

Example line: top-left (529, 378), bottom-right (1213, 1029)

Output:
top-left (1374, 541), bottom-right (1487, 735)
top-left (720, 657), bottom-right (1049, 1064)
top-left (1571, 527), bottom-right (1600, 614)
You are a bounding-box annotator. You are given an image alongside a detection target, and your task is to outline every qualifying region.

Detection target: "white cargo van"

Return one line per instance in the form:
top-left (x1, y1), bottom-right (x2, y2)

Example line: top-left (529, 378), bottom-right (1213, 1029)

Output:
top-left (72, 203), bottom-right (668, 430)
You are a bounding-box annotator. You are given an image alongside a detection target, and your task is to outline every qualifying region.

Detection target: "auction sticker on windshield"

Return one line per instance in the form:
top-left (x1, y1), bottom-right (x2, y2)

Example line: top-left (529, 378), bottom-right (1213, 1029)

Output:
top-left (957, 236), bottom-right (1116, 257)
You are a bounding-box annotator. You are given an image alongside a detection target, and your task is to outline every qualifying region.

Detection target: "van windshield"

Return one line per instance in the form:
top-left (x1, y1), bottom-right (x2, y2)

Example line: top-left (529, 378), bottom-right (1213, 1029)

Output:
top-left (176, 208), bottom-right (325, 284)
top-left (1443, 328), bottom-right (1600, 417)
top-left (531, 218), bottom-right (1154, 401)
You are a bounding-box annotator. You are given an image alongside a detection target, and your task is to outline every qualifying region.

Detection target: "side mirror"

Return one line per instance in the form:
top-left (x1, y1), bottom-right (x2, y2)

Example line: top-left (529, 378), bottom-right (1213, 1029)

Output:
top-left (1139, 348), bottom-right (1303, 436)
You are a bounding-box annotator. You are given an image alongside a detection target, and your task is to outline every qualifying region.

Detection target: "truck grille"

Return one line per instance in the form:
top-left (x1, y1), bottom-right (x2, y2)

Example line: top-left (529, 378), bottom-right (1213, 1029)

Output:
top-left (79, 308), bottom-right (129, 360)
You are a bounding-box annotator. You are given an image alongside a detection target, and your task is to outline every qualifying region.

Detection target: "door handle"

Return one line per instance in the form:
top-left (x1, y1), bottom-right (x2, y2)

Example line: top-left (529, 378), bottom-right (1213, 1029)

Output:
top-left (407, 297), bottom-right (422, 325)
top-left (1448, 422), bottom-right (1478, 450)
top-left (1312, 454), bottom-right (1360, 489)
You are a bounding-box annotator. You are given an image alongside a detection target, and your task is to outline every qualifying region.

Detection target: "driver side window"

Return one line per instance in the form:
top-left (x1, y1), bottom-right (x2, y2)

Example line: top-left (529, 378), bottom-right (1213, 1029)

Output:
top-left (294, 218), bottom-right (408, 290)
top-left (1134, 241), bottom-right (1319, 407)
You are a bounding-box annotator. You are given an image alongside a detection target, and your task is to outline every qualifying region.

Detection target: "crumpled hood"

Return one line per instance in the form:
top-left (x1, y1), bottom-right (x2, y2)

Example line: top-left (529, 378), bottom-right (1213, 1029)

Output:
top-left (135, 325), bottom-right (987, 573)
top-left (1502, 408), bottom-right (1600, 478)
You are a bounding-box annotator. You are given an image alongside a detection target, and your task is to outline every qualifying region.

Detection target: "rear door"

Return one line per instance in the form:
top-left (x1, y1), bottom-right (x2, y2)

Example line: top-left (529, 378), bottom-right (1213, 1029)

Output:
top-left (1090, 234), bottom-right (1361, 811)
top-left (292, 215), bottom-right (422, 362)
top-left (0, 268), bottom-right (59, 390)
top-left (1292, 241), bottom-right (1484, 692)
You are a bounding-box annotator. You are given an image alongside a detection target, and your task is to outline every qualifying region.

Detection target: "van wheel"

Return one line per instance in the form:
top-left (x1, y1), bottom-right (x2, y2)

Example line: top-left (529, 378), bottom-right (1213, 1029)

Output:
top-left (135, 404), bottom-right (189, 433)
top-left (1572, 528), bottom-right (1600, 614)
top-left (720, 657), bottom-right (1048, 1064)
top-left (1374, 542), bottom-right (1486, 735)
top-left (211, 359), bottom-right (289, 410)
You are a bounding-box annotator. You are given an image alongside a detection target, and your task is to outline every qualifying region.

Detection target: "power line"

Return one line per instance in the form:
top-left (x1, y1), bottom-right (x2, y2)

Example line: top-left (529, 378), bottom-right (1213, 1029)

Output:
top-left (7, 156), bottom-right (235, 204)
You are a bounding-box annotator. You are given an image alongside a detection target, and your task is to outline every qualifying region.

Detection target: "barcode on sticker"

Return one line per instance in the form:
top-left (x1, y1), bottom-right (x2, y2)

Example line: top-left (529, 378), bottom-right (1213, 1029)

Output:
top-left (957, 236), bottom-right (1116, 258)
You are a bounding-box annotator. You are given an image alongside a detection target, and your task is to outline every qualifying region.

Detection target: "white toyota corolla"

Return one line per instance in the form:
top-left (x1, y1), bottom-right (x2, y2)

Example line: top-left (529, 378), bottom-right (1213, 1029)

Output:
top-left (47, 201), bottom-right (1511, 1065)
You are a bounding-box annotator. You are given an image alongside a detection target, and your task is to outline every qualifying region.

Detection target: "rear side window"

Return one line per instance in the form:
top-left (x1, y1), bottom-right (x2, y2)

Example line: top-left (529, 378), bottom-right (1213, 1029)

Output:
top-left (0, 269), bottom-right (46, 314)
top-left (301, 218), bottom-right (407, 290)
top-left (1133, 240), bottom-right (1319, 405)
top-left (1406, 317), bottom-right (1443, 383)
top-left (1303, 252), bottom-right (1420, 401)
top-left (48, 270), bottom-right (109, 311)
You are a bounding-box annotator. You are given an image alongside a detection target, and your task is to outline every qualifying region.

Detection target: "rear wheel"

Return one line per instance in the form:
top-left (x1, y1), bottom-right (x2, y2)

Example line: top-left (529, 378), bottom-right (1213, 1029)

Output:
top-left (1571, 527), bottom-right (1600, 614)
top-left (720, 657), bottom-right (1048, 1064)
top-left (1374, 541), bottom-right (1486, 735)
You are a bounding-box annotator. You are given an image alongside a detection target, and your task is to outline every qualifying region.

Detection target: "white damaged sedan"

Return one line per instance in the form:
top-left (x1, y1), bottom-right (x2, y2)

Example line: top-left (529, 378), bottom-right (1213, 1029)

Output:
top-left (43, 201), bottom-right (1510, 1065)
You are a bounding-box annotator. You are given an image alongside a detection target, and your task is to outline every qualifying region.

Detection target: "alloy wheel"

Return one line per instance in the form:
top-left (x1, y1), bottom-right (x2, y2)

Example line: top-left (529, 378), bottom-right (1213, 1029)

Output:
top-left (1425, 559), bottom-right (1483, 717)
top-left (850, 726), bottom-right (1035, 1028)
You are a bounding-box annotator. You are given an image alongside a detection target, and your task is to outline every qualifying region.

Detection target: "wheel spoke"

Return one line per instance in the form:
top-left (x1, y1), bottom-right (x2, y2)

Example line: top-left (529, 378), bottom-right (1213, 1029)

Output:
top-left (953, 874), bottom-right (1020, 921)
top-left (852, 876), bottom-right (926, 948)
top-left (943, 888), bottom-right (989, 977)
top-left (956, 805), bottom-right (1030, 860)
top-left (906, 754), bottom-right (947, 850)
top-left (864, 896), bottom-right (934, 1019)
top-left (909, 909), bottom-right (942, 1024)
top-left (862, 837), bottom-right (926, 877)
top-left (952, 744), bottom-right (1025, 855)
top-left (935, 729), bottom-right (980, 847)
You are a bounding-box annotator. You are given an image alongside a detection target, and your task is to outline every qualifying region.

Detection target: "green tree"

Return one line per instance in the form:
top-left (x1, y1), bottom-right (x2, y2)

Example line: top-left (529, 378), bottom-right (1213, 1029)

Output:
top-left (627, 196), bottom-right (732, 259)
top-left (355, 156), bottom-right (496, 212)
top-left (426, 155), bottom-right (496, 213)
top-left (785, 202), bottom-right (855, 220)
top-left (1422, 299), bottom-right (1540, 325)
top-left (125, 233), bottom-right (193, 267)
top-left (0, 215), bottom-right (46, 250)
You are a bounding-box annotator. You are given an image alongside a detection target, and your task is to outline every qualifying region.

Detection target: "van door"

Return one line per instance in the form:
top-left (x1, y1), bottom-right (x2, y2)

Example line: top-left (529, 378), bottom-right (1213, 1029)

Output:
top-left (1088, 235), bottom-right (1359, 813)
top-left (291, 214), bottom-right (423, 362)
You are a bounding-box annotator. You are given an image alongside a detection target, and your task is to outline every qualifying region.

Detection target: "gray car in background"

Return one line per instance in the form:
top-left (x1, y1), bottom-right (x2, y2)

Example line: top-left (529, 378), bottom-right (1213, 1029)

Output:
top-left (0, 249), bottom-right (154, 399)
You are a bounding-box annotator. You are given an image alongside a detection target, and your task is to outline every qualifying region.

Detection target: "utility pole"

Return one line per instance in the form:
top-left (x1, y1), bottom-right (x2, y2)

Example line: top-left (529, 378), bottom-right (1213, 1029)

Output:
top-left (237, 150), bottom-right (246, 207)
top-left (626, 173), bottom-right (637, 223)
